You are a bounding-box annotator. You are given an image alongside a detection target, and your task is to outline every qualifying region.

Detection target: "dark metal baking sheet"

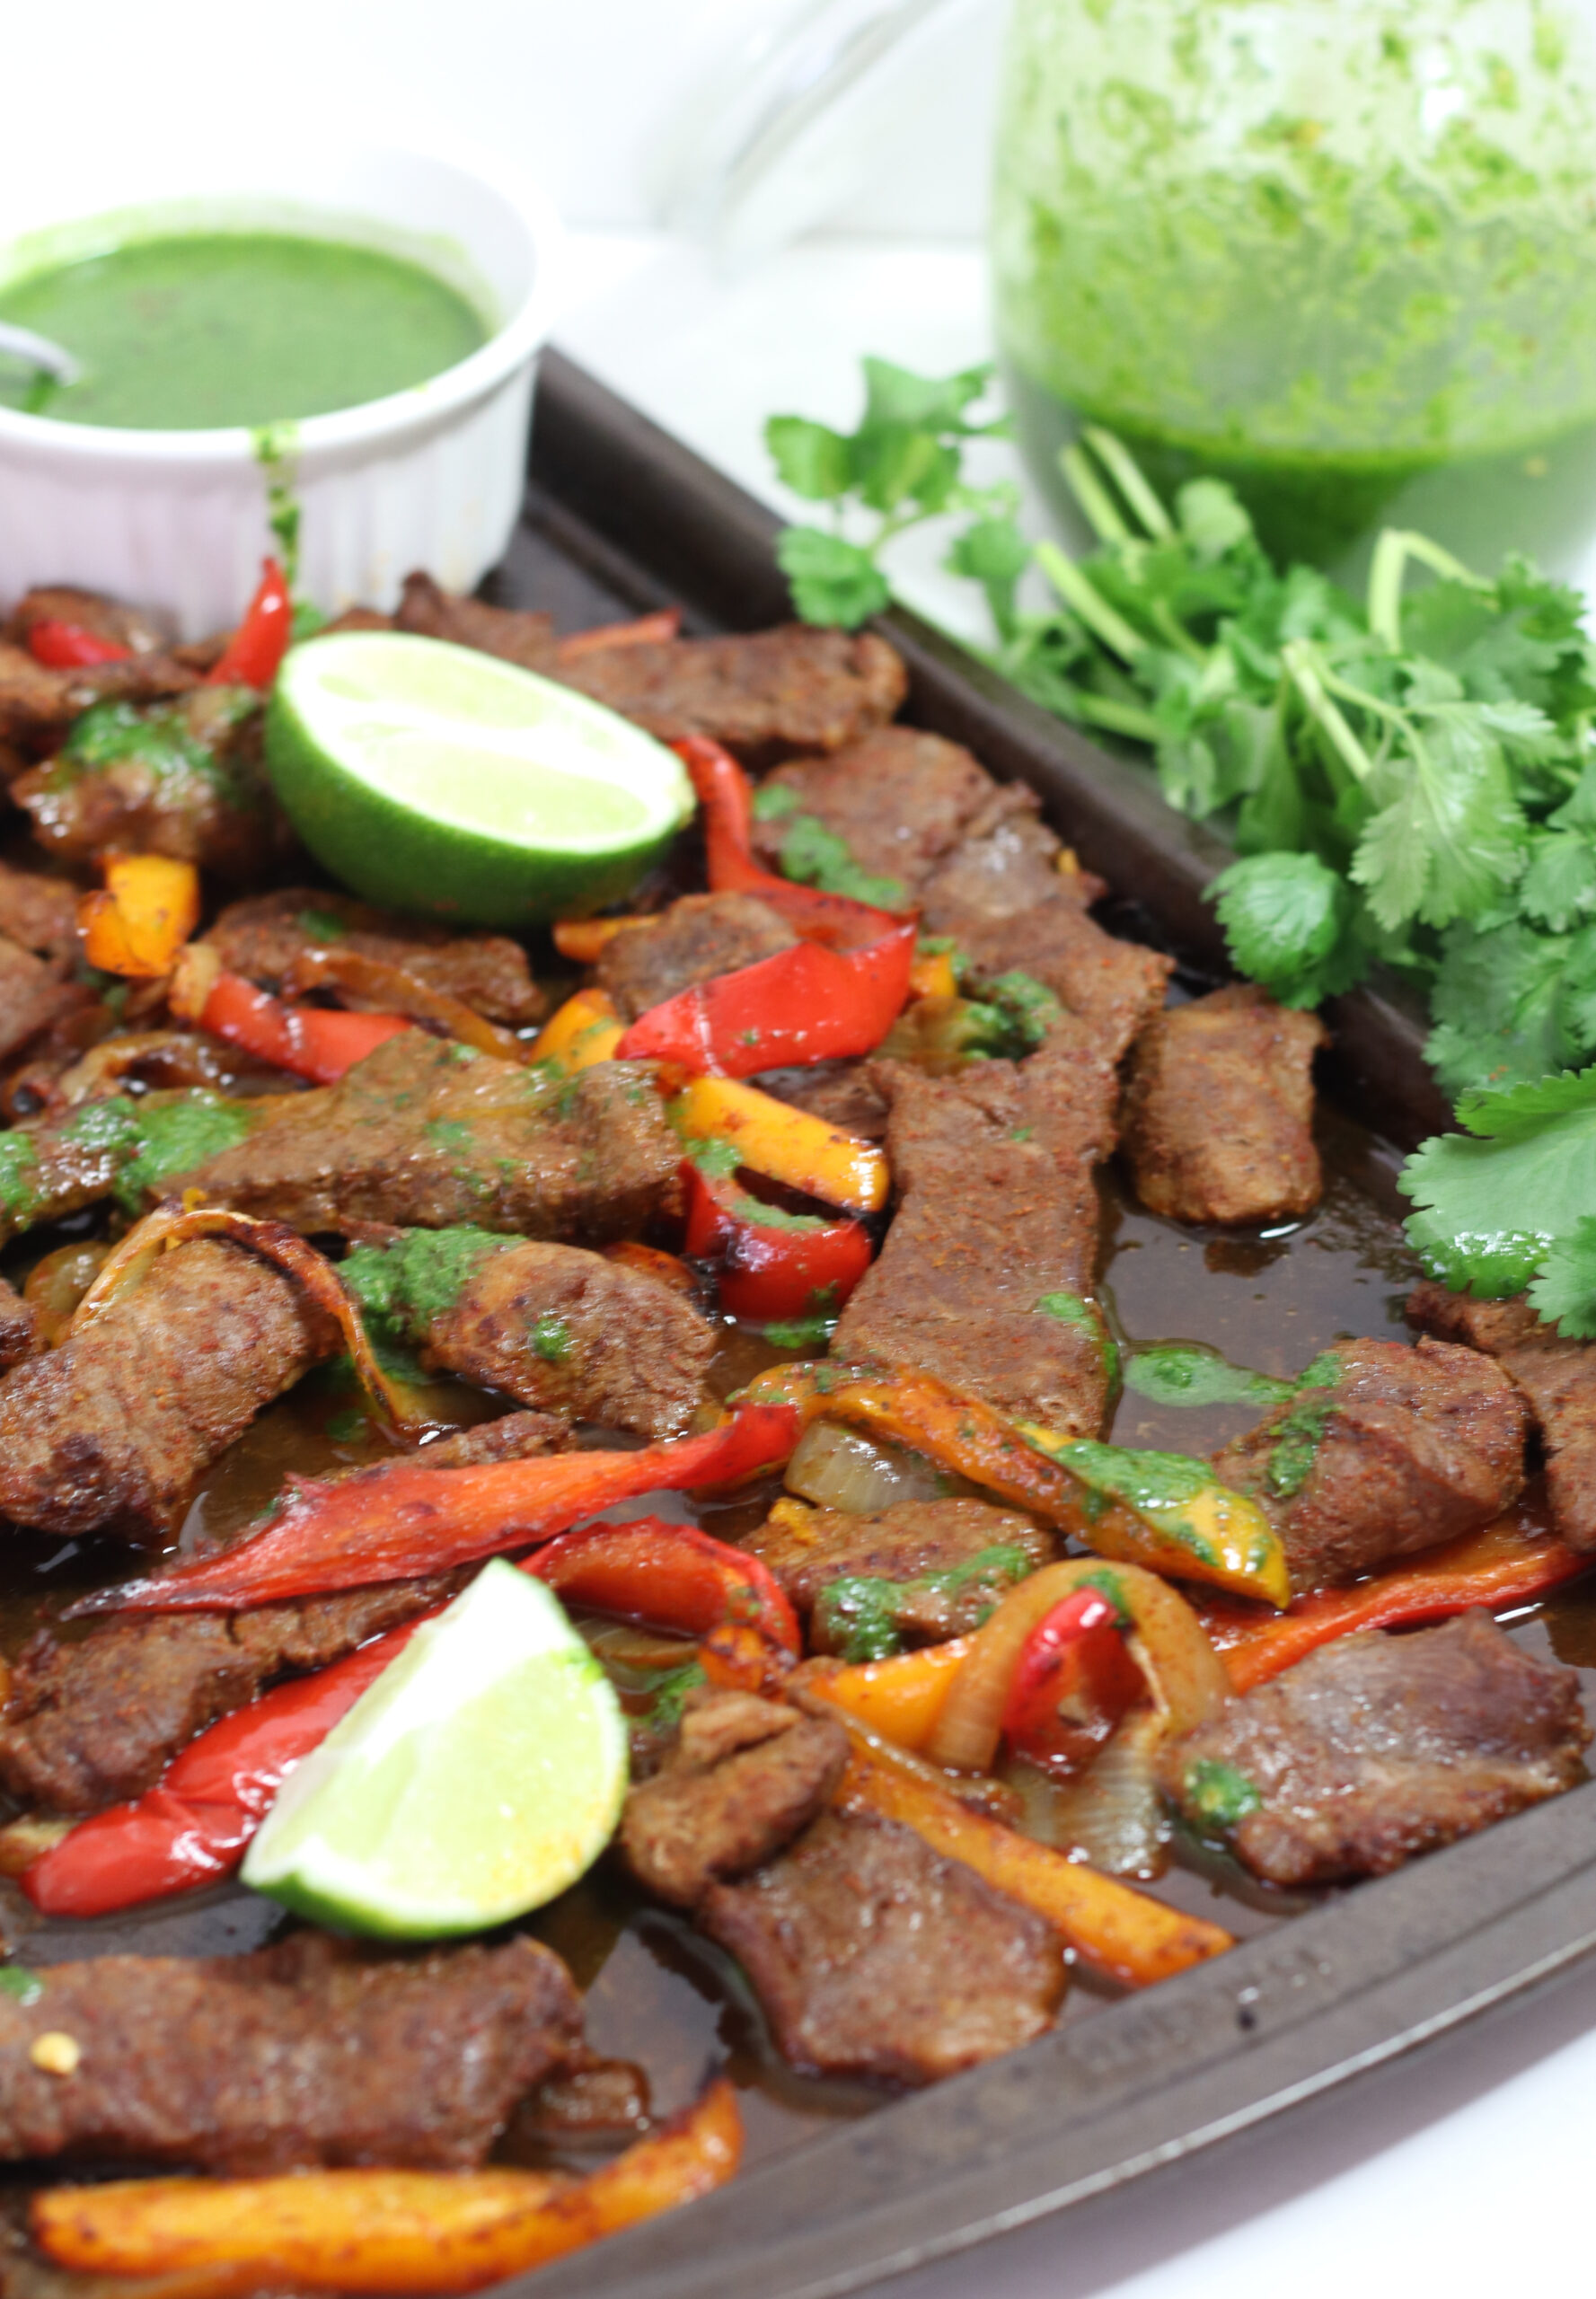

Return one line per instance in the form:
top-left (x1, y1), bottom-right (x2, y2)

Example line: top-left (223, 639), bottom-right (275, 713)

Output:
top-left (472, 349), bottom-right (1596, 2299)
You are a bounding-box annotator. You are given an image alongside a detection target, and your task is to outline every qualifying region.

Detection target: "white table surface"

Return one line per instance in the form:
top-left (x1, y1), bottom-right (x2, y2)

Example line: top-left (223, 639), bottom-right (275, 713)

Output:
top-left (555, 225), bottom-right (1596, 2299)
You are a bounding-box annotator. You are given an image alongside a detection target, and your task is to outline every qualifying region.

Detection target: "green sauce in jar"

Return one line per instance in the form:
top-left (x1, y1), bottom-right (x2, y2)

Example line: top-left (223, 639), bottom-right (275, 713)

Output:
top-left (991, 0), bottom-right (1596, 575)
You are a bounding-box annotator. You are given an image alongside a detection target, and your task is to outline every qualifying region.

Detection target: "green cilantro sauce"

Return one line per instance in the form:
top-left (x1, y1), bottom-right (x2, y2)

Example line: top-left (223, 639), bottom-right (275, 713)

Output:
top-left (992, 0), bottom-right (1596, 573)
top-left (340, 1227), bottom-right (507, 1342)
top-left (0, 233), bottom-right (487, 429)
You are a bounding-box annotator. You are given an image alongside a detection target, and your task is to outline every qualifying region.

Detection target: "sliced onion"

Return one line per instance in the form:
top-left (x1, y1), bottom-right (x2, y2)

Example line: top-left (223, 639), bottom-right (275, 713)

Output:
top-left (926, 1556), bottom-right (1231, 1773)
top-left (1043, 1709), bottom-right (1171, 1880)
top-left (783, 1418), bottom-right (947, 1513)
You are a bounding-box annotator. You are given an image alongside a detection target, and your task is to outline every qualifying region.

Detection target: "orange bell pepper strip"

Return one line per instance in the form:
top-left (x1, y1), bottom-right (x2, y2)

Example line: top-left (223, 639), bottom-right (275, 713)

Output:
top-left (908, 946), bottom-right (958, 1000)
top-left (672, 1075), bottom-right (888, 1216)
top-left (526, 1516), bottom-right (801, 1654)
top-left (836, 1744), bottom-right (1233, 1989)
top-left (72, 1405), bottom-right (800, 1616)
top-left (31, 2078), bottom-right (744, 2295)
top-left (551, 916), bottom-right (648, 963)
top-left (79, 856), bottom-right (201, 979)
top-left (531, 985), bottom-right (624, 1071)
top-left (1204, 1512), bottom-right (1591, 1693)
top-left (799, 1638), bottom-right (974, 1751)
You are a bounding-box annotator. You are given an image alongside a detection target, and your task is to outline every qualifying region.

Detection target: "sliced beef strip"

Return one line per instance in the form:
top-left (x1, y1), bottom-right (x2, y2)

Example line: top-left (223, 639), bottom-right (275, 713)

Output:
top-left (831, 1026), bottom-right (1121, 1436)
top-left (1159, 1611), bottom-right (1590, 1888)
top-left (0, 642), bottom-right (199, 757)
top-left (0, 1087), bottom-right (267, 1250)
top-left (1212, 1336), bottom-right (1528, 1591)
top-left (410, 1237), bottom-right (715, 1440)
top-left (753, 1060), bottom-right (889, 1141)
top-left (557, 624), bottom-right (908, 770)
top-left (619, 1688), bottom-right (848, 1907)
top-left (743, 1498), bottom-right (1054, 1650)
top-left (699, 1809), bottom-right (1064, 2084)
top-left (394, 570), bottom-right (560, 674)
top-left (173, 1033), bottom-right (683, 1242)
top-left (0, 862), bottom-right (79, 963)
top-left (0, 1277), bottom-right (36, 1370)
top-left (0, 1236), bottom-right (337, 1543)
top-left (595, 893), bottom-right (798, 1022)
top-left (1122, 983), bottom-right (1327, 1226)
top-left (205, 888), bottom-right (545, 1026)
top-left (0, 1930), bottom-right (582, 2172)
top-left (750, 727), bottom-right (1002, 903)
top-left (13, 689), bottom-right (282, 876)
top-left (1407, 1282), bottom-right (1596, 1553)
top-left (0, 938), bottom-right (75, 1065)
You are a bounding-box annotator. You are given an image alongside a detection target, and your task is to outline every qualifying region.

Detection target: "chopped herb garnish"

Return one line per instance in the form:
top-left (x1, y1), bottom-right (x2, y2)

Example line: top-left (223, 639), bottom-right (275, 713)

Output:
top-left (1185, 1758), bottom-right (1264, 1834)
top-left (0, 1966), bottom-right (43, 2004)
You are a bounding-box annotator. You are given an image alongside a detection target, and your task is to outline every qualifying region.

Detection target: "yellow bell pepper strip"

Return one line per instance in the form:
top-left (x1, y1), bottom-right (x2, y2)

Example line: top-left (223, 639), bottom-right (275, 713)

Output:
top-left (31, 2078), bottom-right (744, 2295)
top-left (78, 856), bottom-right (201, 980)
top-left (1202, 1513), bottom-right (1590, 1693)
top-left (530, 986), bottom-right (624, 1071)
top-left (835, 1742), bottom-right (1233, 1988)
top-left (907, 945), bottom-right (958, 1000)
top-left (797, 1637), bottom-right (974, 1751)
top-left (672, 1075), bottom-right (889, 1216)
top-left (737, 1363), bottom-right (1291, 1608)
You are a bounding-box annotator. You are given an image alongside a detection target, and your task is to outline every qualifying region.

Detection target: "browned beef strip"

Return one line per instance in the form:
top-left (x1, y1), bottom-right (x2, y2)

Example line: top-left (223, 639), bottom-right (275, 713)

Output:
top-left (0, 1277), bottom-right (35, 1370)
top-left (0, 862), bottom-right (79, 963)
top-left (0, 1237), bottom-right (337, 1543)
top-left (0, 938), bottom-right (75, 1065)
top-left (750, 728), bottom-right (1001, 903)
top-left (205, 888), bottom-right (545, 1026)
top-left (394, 570), bottom-right (560, 674)
top-left (557, 624), bottom-right (908, 770)
top-left (595, 893), bottom-right (797, 1022)
top-left (0, 1088), bottom-right (259, 1250)
top-left (415, 1409), bottom-right (572, 1467)
top-left (754, 1060), bottom-right (889, 1141)
top-left (1159, 1611), bottom-right (1590, 1887)
top-left (173, 1033), bottom-right (683, 1242)
top-left (5, 586), bottom-right (173, 658)
top-left (1212, 1337), bottom-right (1528, 1591)
top-left (831, 1028), bottom-right (1120, 1435)
top-left (0, 1931), bottom-right (582, 2171)
top-left (412, 1238), bottom-right (714, 1439)
top-left (0, 642), bottom-right (199, 757)
top-left (743, 1498), bottom-right (1054, 1649)
top-left (13, 689), bottom-right (281, 876)
top-left (700, 1809), bottom-right (1064, 2083)
top-left (1121, 984), bottom-right (1326, 1226)
top-left (1407, 1282), bottom-right (1596, 1553)
top-left (620, 1688), bottom-right (848, 1907)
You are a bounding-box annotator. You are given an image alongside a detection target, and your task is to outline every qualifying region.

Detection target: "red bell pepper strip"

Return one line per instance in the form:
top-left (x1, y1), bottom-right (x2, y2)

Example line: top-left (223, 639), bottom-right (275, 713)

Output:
top-left (617, 924), bottom-right (917, 1078)
top-left (675, 736), bottom-right (907, 947)
top-left (1202, 1515), bottom-right (1591, 1694)
top-left (22, 1619), bottom-right (427, 1917)
top-left (207, 557), bottom-right (294, 690)
top-left (198, 970), bottom-right (414, 1086)
top-left (73, 1405), bottom-right (800, 1617)
top-left (527, 1518), bottom-right (800, 1654)
top-left (26, 620), bottom-right (134, 669)
top-left (683, 1160), bottom-right (872, 1322)
top-left (999, 1586), bottom-right (1145, 1774)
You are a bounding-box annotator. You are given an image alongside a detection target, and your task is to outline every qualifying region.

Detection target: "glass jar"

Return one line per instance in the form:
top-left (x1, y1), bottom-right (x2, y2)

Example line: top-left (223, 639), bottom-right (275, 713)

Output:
top-left (991, 0), bottom-right (1596, 577)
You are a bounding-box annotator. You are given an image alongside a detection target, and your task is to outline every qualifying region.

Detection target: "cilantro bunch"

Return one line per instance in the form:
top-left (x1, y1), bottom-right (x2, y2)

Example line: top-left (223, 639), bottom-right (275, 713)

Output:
top-left (767, 364), bottom-right (1596, 1097)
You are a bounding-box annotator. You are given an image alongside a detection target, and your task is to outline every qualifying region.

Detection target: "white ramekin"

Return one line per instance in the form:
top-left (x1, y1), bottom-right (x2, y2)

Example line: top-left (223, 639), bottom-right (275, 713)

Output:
top-left (0, 138), bottom-right (564, 637)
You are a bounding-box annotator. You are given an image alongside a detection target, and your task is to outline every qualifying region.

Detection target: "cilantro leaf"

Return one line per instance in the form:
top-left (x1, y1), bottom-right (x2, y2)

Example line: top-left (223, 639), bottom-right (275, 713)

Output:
top-left (1351, 706), bottom-right (1529, 932)
top-left (860, 357), bottom-right (997, 436)
top-left (946, 515), bottom-right (1030, 640)
top-left (764, 415), bottom-right (851, 501)
top-left (775, 527), bottom-right (889, 630)
top-left (1398, 1063), bottom-right (1596, 1301)
top-left (1527, 1215), bottom-right (1596, 1336)
top-left (1424, 920), bottom-right (1578, 1098)
top-left (1518, 830), bottom-right (1596, 932)
top-left (1209, 851), bottom-right (1364, 1006)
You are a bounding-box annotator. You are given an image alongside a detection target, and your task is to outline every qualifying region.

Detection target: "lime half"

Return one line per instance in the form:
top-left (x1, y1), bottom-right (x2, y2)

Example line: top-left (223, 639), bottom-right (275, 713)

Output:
top-left (265, 631), bottom-right (695, 926)
top-left (241, 1560), bottom-right (628, 1937)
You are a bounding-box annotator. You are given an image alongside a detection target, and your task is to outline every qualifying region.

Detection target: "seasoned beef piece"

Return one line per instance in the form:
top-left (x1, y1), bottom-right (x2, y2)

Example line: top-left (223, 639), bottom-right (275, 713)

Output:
top-left (205, 888), bottom-right (545, 1026)
top-left (0, 1276), bottom-right (35, 1370)
top-left (415, 1409), bottom-right (571, 1467)
top-left (394, 570), bottom-right (560, 674)
top-left (919, 783), bottom-right (1089, 922)
top-left (515, 2057), bottom-right (651, 2144)
top-left (700, 1810), bottom-right (1064, 2083)
top-left (1159, 1612), bottom-right (1589, 1886)
top-left (174, 1034), bottom-right (682, 1242)
top-left (831, 1029), bottom-right (1120, 1435)
top-left (13, 689), bottom-right (280, 876)
top-left (0, 1237), bottom-right (337, 1543)
top-left (1212, 1337), bottom-right (1528, 1591)
top-left (1122, 984), bottom-right (1326, 1226)
top-left (0, 641), bottom-right (198, 756)
top-left (1407, 1282), bottom-right (1596, 1553)
top-left (754, 1060), bottom-right (889, 1141)
top-left (5, 586), bottom-right (172, 658)
top-left (750, 728), bottom-right (1001, 903)
top-left (0, 1088), bottom-right (273, 1249)
top-left (0, 861), bottom-right (79, 962)
top-left (558, 624), bottom-right (908, 769)
top-left (310, 605), bottom-right (394, 639)
top-left (0, 938), bottom-right (75, 1064)
top-left (744, 1498), bottom-right (1054, 1651)
top-left (620, 1688), bottom-right (848, 1907)
top-left (0, 1931), bottom-right (582, 2172)
top-left (596, 893), bottom-right (797, 1022)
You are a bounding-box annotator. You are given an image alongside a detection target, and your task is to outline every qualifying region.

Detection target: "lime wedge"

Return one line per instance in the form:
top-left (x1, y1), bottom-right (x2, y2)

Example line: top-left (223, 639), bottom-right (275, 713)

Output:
top-left (264, 631), bottom-right (695, 926)
top-left (241, 1561), bottom-right (628, 1937)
